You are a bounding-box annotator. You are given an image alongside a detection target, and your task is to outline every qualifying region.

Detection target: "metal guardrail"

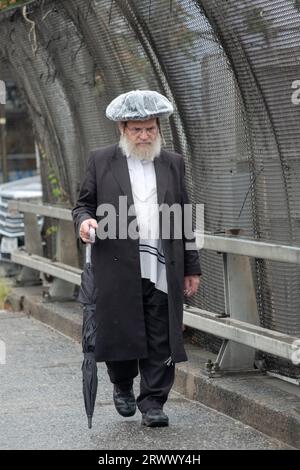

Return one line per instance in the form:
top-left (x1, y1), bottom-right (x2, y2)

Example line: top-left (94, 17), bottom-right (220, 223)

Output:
top-left (191, 232), bottom-right (300, 377)
top-left (8, 200), bottom-right (79, 300)
top-left (203, 233), bottom-right (300, 264)
top-left (11, 251), bottom-right (81, 285)
top-left (7, 200), bottom-right (300, 378)
top-left (183, 306), bottom-right (299, 363)
top-left (8, 200), bottom-right (72, 221)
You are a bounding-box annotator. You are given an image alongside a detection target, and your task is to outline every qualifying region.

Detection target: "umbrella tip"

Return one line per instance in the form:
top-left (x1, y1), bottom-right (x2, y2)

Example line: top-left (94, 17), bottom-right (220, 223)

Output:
top-left (88, 416), bottom-right (92, 429)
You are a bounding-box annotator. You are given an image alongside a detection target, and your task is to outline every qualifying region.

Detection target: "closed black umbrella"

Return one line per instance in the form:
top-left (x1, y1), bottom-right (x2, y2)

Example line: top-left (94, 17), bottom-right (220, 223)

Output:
top-left (78, 227), bottom-right (98, 429)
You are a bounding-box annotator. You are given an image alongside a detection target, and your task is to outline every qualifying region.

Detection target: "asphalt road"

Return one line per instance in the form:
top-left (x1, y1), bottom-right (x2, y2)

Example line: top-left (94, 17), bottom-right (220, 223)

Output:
top-left (0, 310), bottom-right (289, 450)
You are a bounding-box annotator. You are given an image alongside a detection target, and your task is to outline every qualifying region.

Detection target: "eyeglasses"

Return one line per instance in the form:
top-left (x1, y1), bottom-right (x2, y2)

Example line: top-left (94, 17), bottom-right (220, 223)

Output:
top-left (125, 125), bottom-right (158, 136)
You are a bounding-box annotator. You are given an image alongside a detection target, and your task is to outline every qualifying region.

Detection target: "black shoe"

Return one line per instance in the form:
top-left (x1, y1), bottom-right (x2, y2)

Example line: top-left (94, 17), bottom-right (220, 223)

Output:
top-left (113, 385), bottom-right (136, 417)
top-left (141, 408), bottom-right (169, 427)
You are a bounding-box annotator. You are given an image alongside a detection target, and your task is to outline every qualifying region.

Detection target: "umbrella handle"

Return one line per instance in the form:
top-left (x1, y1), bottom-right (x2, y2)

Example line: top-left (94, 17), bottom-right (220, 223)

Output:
top-left (86, 227), bottom-right (96, 265)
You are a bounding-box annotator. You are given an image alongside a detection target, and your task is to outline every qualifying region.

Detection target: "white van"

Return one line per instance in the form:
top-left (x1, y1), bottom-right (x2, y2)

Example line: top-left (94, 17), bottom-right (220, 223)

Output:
top-left (0, 175), bottom-right (42, 260)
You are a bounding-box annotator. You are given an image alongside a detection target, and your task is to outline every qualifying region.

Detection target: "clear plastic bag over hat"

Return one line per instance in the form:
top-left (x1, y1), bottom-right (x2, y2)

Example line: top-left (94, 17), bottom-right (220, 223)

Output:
top-left (106, 90), bottom-right (174, 121)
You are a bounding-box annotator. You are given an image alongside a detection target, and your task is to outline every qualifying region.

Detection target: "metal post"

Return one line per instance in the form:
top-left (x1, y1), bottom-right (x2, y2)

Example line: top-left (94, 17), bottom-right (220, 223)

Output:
top-left (0, 102), bottom-right (8, 183)
top-left (202, 228), bottom-right (262, 375)
top-left (44, 218), bottom-right (79, 301)
top-left (214, 251), bottom-right (260, 373)
top-left (34, 141), bottom-right (40, 175)
top-left (15, 209), bottom-right (43, 286)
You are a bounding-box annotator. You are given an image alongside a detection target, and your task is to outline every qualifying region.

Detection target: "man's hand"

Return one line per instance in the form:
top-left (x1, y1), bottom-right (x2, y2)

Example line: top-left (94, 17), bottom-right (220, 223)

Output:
top-left (79, 218), bottom-right (98, 243)
top-left (183, 275), bottom-right (200, 297)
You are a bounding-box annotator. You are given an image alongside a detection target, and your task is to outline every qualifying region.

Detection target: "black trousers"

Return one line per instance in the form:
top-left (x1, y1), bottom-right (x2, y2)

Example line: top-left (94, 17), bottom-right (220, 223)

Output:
top-left (106, 278), bottom-right (175, 413)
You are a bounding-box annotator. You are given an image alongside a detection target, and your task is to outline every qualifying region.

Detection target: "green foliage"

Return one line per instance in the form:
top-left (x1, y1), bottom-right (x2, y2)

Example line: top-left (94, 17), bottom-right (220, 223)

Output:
top-left (0, 278), bottom-right (10, 309)
top-left (0, 1), bottom-right (30, 12)
top-left (290, 0), bottom-right (300, 12)
top-left (45, 225), bottom-right (58, 238)
top-left (244, 7), bottom-right (278, 44)
top-left (38, 143), bottom-right (70, 205)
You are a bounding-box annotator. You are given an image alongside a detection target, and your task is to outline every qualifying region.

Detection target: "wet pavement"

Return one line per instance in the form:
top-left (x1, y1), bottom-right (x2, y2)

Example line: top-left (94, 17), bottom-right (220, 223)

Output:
top-left (0, 310), bottom-right (291, 450)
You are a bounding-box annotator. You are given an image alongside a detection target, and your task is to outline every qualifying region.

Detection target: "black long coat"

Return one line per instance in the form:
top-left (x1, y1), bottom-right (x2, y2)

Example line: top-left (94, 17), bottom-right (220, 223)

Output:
top-left (72, 144), bottom-right (201, 363)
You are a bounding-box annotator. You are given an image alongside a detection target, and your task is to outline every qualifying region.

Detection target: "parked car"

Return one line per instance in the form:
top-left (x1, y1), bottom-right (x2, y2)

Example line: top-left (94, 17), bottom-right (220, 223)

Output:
top-left (0, 175), bottom-right (43, 260)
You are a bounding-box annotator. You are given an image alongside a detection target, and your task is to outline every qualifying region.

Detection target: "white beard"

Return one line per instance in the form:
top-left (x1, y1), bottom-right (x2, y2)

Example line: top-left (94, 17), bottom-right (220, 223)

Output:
top-left (119, 133), bottom-right (162, 161)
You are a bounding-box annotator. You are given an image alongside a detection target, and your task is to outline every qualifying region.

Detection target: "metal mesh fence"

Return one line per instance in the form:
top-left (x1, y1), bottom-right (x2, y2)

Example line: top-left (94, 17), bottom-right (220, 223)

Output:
top-left (0, 0), bottom-right (300, 377)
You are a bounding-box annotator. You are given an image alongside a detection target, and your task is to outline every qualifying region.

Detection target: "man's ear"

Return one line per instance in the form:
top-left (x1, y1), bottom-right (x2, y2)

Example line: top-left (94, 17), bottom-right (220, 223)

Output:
top-left (118, 122), bottom-right (126, 136)
top-left (157, 118), bottom-right (165, 145)
top-left (157, 118), bottom-right (162, 136)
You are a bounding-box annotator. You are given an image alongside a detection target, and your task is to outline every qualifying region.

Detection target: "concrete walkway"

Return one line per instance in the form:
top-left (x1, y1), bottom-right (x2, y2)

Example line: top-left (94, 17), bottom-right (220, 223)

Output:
top-left (0, 310), bottom-right (290, 450)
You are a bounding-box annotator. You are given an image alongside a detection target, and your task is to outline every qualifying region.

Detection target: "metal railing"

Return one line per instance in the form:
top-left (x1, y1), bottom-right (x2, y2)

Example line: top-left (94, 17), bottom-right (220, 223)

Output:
top-left (8, 200), bottom-right (81, 300)
top-left (186, 232), bottom-right (300, 378)
top-left (7, 200), bottom-right (300, 378)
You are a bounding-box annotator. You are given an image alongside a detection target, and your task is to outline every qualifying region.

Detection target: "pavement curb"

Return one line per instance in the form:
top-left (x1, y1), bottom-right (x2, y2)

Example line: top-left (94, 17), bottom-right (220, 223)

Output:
top-left (7, 285), bottom-right (300, 448)
top-left (175, 364), bottom-right (300, 448)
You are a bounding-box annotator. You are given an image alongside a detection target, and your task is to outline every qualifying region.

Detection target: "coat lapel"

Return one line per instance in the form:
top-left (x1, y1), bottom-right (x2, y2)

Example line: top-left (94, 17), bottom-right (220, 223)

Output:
top-left (110, 145), bottom-right (135, 208)
top-left (154, 150), bottom-right (170, 205)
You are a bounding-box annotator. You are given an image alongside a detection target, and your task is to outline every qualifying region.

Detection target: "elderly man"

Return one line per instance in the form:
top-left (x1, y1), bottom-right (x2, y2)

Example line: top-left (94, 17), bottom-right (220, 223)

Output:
top-left (72, 90), bottom-right (201, 427)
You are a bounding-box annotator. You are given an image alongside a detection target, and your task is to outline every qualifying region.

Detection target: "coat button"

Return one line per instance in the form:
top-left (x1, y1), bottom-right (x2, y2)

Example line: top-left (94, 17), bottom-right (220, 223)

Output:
top-left (171, 260), bottom-right (175, 265)
top-left (113, 256), bottom-right (118, 261)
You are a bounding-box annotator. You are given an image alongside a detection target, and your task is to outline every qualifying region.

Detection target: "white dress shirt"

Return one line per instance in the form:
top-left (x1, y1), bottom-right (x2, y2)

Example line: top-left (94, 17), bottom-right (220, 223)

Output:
top-left (126, 155), bottom-right (168, 293)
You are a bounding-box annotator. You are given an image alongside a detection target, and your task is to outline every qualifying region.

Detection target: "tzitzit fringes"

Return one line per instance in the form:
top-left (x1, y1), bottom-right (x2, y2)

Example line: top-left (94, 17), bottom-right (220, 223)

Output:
top-left (164, 356), bottom-right (174, 367)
